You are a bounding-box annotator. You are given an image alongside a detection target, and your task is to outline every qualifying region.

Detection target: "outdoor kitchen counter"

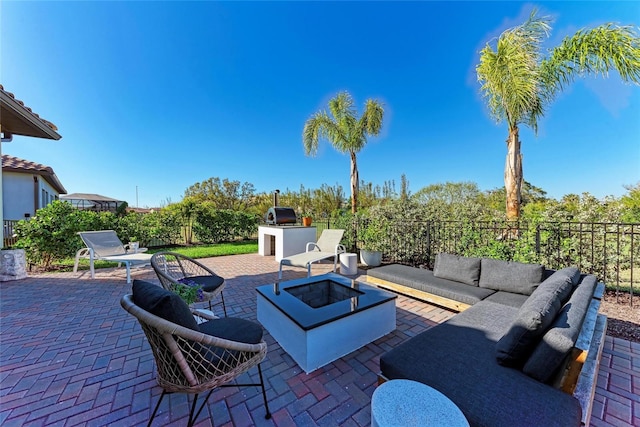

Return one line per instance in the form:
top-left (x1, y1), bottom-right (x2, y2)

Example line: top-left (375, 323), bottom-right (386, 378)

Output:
top-left (258, 225), bottom-right (317, 262)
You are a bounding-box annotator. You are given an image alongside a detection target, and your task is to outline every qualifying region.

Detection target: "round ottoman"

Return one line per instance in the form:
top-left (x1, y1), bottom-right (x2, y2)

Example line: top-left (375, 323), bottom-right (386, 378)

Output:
top-left (371, 379), bottom-right (469, 427)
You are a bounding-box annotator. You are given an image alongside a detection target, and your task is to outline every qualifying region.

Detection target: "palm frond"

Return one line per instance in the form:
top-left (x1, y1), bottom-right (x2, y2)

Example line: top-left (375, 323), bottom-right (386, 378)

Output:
top-left (303, 111), bottom-right (341, 156)
top-left (541, 24), bottom-right (640, 99)
top-left (476, 10), bottom-right (552, 131)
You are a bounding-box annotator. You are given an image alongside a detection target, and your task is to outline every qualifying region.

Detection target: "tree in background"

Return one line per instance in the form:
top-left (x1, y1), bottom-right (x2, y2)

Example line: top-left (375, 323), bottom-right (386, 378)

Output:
top-left (477, 10), bottom-right (640, 220)
top-left (413, 181), bottom-right (487, 221)
top-left (184, 177), bottom-right (256, 211)
top-left (303, 91), bottom-right (384, 213)
top-left (620, 183), bottom-right (640, 223)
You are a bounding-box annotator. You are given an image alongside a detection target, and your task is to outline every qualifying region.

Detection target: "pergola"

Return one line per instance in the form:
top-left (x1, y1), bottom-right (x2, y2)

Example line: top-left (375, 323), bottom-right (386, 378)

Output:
top-left (1, 85), bottom-right (61, 243)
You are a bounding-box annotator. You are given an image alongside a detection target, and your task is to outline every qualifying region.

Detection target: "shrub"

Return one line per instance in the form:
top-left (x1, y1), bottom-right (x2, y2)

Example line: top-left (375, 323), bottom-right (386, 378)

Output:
top-left (193, 205), bottom-right (258, 243)
top-left (14, 201), bottom-right (87, 268)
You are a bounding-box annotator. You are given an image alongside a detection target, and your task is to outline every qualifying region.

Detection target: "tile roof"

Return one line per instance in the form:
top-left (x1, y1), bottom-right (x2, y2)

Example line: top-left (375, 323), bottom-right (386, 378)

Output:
top-left (0, 84), bottom-right (60, 139)
top-left (2, 154), bottom-right (67, 194)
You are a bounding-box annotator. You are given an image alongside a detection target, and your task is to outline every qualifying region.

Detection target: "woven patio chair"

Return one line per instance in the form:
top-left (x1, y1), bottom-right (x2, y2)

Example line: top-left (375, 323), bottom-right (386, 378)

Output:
top-left (151, 251), bottom-right (227, 316)
top-left (121, 281), bottom-right (271, 427)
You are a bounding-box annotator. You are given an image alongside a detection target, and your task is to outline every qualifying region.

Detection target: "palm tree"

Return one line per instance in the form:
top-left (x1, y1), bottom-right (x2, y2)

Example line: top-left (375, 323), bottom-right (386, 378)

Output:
top-left (477, 10), bottom-right (640, 220)
top-left (303, 91), bottom-right (384, 213)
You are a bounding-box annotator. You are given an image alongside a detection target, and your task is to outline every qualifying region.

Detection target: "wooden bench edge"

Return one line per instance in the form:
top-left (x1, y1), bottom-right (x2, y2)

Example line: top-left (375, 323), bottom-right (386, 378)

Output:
top-left (366, 276), bottom-right (471, 312)
top-left (575, 314), bottom-right (607, 426)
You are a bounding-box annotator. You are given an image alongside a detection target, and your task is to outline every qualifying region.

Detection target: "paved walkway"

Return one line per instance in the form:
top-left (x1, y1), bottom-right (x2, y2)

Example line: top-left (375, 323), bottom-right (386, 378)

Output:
top-left (0, 254), bottom-right (637, 426)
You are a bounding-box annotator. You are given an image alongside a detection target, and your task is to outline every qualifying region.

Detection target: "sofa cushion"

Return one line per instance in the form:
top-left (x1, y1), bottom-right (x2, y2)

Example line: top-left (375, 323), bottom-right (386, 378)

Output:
top-left (380, 301), bottom-right (582, 426)
top-left (368, 264), bottom-right (495, 306)
top-left (523, 274), bottom-right (597, 382)
top-left (495, 268), bottom-right (576, 366)
top-left (484, 291), bottom-right (529, 308)
top-left (132, 279), bottom-right (199, 331)
top-left (433, 253), bottom-right (481, 286)
top-left (479, 258), bottom-right (545, 295)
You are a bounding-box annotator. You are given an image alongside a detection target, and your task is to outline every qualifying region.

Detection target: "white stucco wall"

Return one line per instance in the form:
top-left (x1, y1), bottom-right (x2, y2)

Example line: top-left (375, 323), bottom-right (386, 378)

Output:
top-left (2, 172), bottom-right (35, 220)
top-left (38, 177), bottom-right (59, 209)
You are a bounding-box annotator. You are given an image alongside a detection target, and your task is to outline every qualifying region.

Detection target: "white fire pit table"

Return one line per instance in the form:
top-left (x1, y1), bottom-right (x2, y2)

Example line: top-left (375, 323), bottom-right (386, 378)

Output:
top-left (256, 273), bottom-right (396, 373)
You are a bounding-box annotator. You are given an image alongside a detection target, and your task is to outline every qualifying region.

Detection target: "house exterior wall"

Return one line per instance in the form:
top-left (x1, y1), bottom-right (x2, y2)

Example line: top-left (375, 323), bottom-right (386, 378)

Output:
top-left (38, 177), bottom-right (59, 210)
top-left (2, 171), bottom-right (60, 220)
top-left (3, 172), bottom-right (35, 220)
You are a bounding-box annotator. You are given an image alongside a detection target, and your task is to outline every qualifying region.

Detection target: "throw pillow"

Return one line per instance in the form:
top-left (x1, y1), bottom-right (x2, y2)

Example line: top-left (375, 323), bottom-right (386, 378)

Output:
top-left (495, 270), bottom-right (575, 366)
top-left (479, 258), bottom-right (545, 295)
top-left (132, 279), bottom-right (199, 331)
top-left (522, 274), bottom-right (596, 383)
top-left (433, 253), bottom-right (481, 286)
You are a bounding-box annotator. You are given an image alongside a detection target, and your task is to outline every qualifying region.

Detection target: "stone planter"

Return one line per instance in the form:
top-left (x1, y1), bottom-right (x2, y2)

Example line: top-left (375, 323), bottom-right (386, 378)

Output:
top-left (0, 249), bottom-right (27, 281)
top-left (360, 250), bottom-right (382, 267)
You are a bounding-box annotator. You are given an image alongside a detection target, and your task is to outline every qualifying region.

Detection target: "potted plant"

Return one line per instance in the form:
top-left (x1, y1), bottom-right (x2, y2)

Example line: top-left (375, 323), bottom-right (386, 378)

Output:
top-left (172, 278), bottom-right (204, 305)
top-left (360, 216), bottom-right (387, 267)
top-left (301, 213), bottom-right (313, 227)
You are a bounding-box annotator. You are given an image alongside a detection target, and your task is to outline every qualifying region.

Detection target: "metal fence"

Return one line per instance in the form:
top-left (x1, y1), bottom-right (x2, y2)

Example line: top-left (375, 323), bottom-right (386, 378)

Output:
top-left (3, 220), bottom-right (19, 248)
top-left (340, 219), bottom-right (638, 302)
top-left (5, 216), bottom-right (637, 301)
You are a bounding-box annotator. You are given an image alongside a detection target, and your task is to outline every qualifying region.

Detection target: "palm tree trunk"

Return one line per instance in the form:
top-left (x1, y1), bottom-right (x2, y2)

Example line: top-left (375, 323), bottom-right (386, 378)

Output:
top-left (350, 151), bottom-right (358, 214)
top-left (505, 126), bottom-right (522, 220)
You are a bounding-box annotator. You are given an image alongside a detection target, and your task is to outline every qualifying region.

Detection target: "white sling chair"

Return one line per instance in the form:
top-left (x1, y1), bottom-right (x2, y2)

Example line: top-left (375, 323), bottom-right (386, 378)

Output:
top-left (73, 230), bottom-right (152, 283)
top-left (278, 229), bottom-right (346, 280)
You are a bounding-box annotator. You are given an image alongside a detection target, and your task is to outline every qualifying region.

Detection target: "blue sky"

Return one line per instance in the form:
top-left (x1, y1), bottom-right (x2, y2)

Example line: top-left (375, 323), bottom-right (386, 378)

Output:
top-left (2, 1), bottom-right (639, 208)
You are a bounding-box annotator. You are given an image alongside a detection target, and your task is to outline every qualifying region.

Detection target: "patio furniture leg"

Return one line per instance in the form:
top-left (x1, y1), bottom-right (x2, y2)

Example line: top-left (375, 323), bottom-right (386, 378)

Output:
top-left (307, 263), bottom-right (312, 277)
top-left (257, 363), bottom-right (272, 419)
top-left (220, 291), bottom-right (227, 316)
top-left (278, 262), bottom-right (284, 280)
top-left (89, 249), bottom-right (95, 279)
top-left (125, 262), bottom-right (132, 284)
top-left (148, 390), bottom-right (167, 427)
top-left (73, 248), bottom-right (88, 273)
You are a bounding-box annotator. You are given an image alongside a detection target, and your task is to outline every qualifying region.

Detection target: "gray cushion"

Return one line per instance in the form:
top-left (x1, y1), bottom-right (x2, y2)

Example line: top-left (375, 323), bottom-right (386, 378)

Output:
top-left (433, 253), bottom-right (481, 286)
top-left (484, 291), bottom-right (529, 308)
top-left (479, 258), bottom-right (545, 295)
top-left (132, 279), bottom-right (199, 331)
top-left (380, 301), bottom-right (582, 427)
top-left (368, 264), bottom-right (495, 306)
top-left (182, 274), bottom-right (224, 292)
top-left (523, 274), bottom-right (597, 382)
top-left (199, 317), bottom-right (263, 344)
top-left (495, 268), bottom-right (576, 366)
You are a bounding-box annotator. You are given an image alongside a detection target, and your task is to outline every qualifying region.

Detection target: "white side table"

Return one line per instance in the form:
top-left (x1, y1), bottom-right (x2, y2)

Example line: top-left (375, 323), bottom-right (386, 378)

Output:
top-left (339, 253), bottom-right (358, 275)
top-left (371, 379), bottom-right (469, 427)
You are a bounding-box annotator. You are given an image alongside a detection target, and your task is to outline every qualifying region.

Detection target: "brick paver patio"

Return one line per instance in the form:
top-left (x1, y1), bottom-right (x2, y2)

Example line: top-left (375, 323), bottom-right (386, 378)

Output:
top-left (1, 253), bottom-right (637, 426)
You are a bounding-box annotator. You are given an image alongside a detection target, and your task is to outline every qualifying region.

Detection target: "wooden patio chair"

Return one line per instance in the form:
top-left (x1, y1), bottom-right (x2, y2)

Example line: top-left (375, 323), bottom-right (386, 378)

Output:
top-left (151, 251), bottom-right (226, 316)
top-left (121, 280), bottom-right (271, 427)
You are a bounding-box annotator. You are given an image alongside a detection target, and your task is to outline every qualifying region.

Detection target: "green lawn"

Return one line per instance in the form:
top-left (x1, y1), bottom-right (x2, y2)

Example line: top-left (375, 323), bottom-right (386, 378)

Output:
top-left (58, 240), bottom-right (258, 272)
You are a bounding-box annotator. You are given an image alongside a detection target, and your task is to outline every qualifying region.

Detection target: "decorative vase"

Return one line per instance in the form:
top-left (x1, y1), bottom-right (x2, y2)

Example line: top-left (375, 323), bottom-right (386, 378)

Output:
top-left (302, 216), bottom-right (312, 227)
top-left (360, 250), bottom-right (382, 267)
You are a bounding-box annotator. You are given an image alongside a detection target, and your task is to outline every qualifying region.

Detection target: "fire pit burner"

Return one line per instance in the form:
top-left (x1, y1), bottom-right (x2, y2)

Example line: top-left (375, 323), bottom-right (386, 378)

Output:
top-left (286, 280), bottom-right (364, 309)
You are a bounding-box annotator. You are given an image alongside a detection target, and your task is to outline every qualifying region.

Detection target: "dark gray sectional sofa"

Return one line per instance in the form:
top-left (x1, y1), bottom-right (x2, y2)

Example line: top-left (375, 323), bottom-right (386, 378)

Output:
top-left (367, 253), bottom-right (606, 427)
